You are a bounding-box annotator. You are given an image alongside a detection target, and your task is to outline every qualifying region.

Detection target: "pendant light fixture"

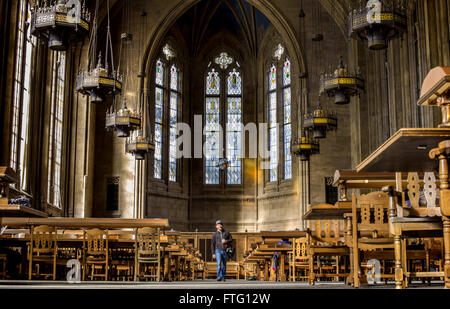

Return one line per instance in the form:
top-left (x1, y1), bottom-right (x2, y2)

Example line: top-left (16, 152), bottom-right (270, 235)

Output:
top-left (291, 130), bottom-right (320, 162)
top-left (105, 0), bottom-right (141, 137)
top-left (126, 10), bottom-right (154, 160)
top-left (76, 0), bottom-right (122, 103)
top-left (319, 56), bottom-right (364, 105)
top-left (30, 0), bottom-right (91, 51)
top-left (348, 0), bottom-right (407, 50)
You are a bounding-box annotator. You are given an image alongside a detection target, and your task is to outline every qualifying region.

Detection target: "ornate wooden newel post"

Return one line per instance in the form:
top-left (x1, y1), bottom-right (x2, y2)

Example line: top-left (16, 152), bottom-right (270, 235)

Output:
top-left (430, 140), bottom-right (450, 288)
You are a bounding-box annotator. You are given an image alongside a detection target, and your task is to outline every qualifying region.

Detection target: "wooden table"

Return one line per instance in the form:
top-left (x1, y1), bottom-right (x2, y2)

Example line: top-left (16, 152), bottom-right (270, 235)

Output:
top-left (0, 204), bottom-right (48, 218)
top-left (356, 128), bottom-right (450, 289)
top-left (304, 204), bottom-right (352, 220)
top-left (0, 217), bottom-right (169, 229)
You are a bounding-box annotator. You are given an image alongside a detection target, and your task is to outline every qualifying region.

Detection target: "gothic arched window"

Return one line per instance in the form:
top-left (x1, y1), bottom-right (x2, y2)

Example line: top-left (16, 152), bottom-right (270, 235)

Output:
top-left (266, 52), bottom-right (292, 182)
top-left (204, 53), bottom-right (242, 185)
top-left (10, 0), bottom-right (35, 192)
top-left (47, 51), bottom-right (66, 207)
top-left (153, 52), bottom-right (182, 183)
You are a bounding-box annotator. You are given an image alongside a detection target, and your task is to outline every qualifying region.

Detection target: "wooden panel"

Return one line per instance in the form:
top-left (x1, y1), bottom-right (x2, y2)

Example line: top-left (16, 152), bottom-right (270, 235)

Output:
top-left (0, 217), bottom-right (169, 228)
top-left (356, 128), bottom-right (450, 173)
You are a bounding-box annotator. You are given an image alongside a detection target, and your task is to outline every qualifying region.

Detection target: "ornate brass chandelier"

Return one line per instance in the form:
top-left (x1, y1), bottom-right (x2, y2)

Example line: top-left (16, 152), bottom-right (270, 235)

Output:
top-left (125, 10), bottom-right (154, 160)
top-left (30, 0), bottom-right (91, 51)
top-left (291, 131), bottom-right (320, 162)
top-left (106, 100), bottom-right (141, 138)
top-left (303, 101), bottom-right (337, 139)
top-left (348, 0), bottom-right (407, 50)
top-left (76, 0), bottom-right (122, 103)
top-left (320, 56), bottom-right (364, 105)
top-left (125, 130), bottom-right (155, 160)
top-left (105, 2), bottom-right (140, 138)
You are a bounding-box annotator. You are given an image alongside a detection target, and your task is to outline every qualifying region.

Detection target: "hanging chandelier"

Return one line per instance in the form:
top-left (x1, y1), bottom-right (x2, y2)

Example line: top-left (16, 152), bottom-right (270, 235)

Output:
top-left (291, 131), bottom-right (320, 162)
top-left (348, 0), bottom-right (407, 50)
top-left (30, 0), bottom-right (91, 51)
top-left (303, 101), bottom-right (337, 139)
top-left (125, 9), bottom-right (153, 160)
top-left (105, 99), bottom-right (141, 138)
top-left (105, 3), bottom-right (140, 138)
top-left (76, 0), bottom-right (122, 103)
top-left (320, 56), bottom-right (364, 105)
top-left (126, 131), bottom-right (155, 160)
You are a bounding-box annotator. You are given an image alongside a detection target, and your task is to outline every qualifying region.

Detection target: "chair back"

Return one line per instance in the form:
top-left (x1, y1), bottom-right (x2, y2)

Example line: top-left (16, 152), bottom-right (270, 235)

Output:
top-left (135, 227), bottom-right (159, 256)
top-left (84, 228), bottom-right (108, 256)
top-left (30, 225), bottom-right (57, 255)
top-left (353, 191), bottom-right (390, 237)
top-left (292, 237), bottom-right (308, 260)
top-left (312, 220), bottom-right (342, 243)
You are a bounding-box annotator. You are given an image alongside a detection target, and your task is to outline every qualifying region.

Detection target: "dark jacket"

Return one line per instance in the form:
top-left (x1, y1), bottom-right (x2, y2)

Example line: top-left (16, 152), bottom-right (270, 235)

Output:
top-left (211, 229), bottom-right (232, 255)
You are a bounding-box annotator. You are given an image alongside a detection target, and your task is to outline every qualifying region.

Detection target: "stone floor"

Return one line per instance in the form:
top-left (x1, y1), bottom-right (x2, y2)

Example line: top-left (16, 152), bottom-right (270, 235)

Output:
top-left (0, 279), bottom-right (445, 289)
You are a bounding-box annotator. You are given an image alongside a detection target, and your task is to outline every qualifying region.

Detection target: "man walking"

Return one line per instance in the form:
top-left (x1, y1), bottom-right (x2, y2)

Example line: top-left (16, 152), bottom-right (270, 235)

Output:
top-left (211, 220), bottom-right (232, 281)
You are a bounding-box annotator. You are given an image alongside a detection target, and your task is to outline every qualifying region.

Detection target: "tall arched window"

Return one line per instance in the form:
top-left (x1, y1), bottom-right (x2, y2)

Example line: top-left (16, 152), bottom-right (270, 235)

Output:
top-left (267, 52), bottom-right (292, 182)
top-left (10, 0), bottom-right (35, 191)
top-left (205, 68), bottom-right (220, 184)
top-left (204, 53), bottom-right (242, 185)
top-left (282, 58), bottom-right (292, 179)
top-left (169, 64), bottom-right (180, 182)
top-left (226, 69), bottom-right (242, 184)
top-left (268, 64), bottom-right (278, 182)
top-left (153, 54), bottom-right (182, 182)
top-left (47, 51), bottom-right (66, 207)
top-left (154, 59), bottom-right (164, 179)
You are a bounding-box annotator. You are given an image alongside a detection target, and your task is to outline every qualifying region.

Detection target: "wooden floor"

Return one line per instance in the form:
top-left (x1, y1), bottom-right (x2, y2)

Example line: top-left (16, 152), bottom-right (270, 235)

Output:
top-left (0, 279), bottom-right (444, 289)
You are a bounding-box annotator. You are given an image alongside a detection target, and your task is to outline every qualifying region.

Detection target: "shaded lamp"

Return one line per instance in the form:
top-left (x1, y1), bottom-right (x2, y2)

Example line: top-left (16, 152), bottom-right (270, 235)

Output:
top-left (291, 131), bottom-right (320, 162)
top-left (125, 131), bottom-right (154, 160)
top-left (348, 0), bottom-right (406, 50)
top-left (320, 56), bottom-right (364, 105)
top-left (303, 101), bottom-right (337, 139)
top-left (30, 0), bottom-right (91, 51)
top-left (105, 99), bottom-right (141, 138)
top-left (76, 53), bottom-right (122, 103)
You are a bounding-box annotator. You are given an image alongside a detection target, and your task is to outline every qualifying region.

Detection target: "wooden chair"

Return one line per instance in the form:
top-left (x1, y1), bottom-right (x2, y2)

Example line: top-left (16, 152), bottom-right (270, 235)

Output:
top-left (308, 218), bottom-right (350, 284)
top-left (289, 237), bottom-right (310, 282)
top-left (134, 227), bottom-right (161, 282)
top-left (28, 225), bottom-right (57, 280)
top-left (83, 228), bottom-right (109, 281)
top-left (351, 191), bottom-right (394, 287)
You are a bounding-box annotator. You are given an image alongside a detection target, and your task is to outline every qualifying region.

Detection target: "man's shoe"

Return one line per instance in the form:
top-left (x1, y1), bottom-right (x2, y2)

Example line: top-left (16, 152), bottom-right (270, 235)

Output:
top-left (222, 278), bottom-right (226, 282)
top-left (217, 278), bottom-right (222, 281)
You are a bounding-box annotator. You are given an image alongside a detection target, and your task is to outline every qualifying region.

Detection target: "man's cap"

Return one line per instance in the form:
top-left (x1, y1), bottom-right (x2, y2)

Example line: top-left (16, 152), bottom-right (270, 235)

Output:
top-left (216, 220), bottom-right (223, 225)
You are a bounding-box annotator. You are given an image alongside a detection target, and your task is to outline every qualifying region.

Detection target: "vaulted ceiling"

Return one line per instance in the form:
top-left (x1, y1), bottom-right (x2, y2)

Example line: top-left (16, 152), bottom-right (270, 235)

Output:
top-left (174, 0), bottom-right (271, 57)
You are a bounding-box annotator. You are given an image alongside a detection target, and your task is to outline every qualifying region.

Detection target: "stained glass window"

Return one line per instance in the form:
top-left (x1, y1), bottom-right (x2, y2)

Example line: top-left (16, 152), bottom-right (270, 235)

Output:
top-left (47, 51), bottom-right (66, 207)
top-left (283, 58), bottom-right (291, 86)
top-left (154, 60), bottom-right (164, 179)
top-left (169, 65), bottom-right (179, 182)
top-left (227, 69), bottom-right (241, 96)
top-left (11, 0), bottom-right (34, 191)
top-left (268, 66), bottom-right (277, 182)
top-left (226, 69), bottom-right (242, 184)
top-left (206, 69), bottom-right (220, 95)
top-left (283, 58), bottom-right (292, 179)
top-left (269, 64), bottom-right (277, 91)
top-left (205, 94), bottom-right (220, 184)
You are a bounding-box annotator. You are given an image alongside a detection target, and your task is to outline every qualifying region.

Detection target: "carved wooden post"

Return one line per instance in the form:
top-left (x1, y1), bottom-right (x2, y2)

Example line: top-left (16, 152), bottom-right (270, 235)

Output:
top-left (429, 140), bottom-right (450, 288)
top-left (383, 185), bottom-right (404, 289)
top-left (344, 213), bottom-right (353, 286)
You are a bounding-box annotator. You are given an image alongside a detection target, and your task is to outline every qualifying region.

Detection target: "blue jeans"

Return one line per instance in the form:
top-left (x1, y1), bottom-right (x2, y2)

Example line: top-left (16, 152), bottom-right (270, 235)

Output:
top-left (215, 249), bottom-right (227, 279)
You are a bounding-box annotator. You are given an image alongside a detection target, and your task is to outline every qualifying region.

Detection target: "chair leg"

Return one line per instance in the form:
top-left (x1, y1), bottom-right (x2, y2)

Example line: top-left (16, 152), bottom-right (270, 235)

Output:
top-left (53, 256), bottom-right (56, 281)
top-left (28, 257), bottom-right (32, 280)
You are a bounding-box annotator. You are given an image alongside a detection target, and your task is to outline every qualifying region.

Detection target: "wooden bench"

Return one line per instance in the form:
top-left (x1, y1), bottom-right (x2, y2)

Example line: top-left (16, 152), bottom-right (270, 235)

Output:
top-left (203, 261), bottom-right (240, 279)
